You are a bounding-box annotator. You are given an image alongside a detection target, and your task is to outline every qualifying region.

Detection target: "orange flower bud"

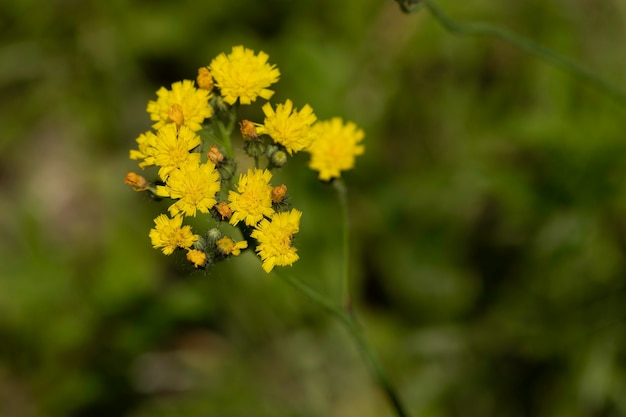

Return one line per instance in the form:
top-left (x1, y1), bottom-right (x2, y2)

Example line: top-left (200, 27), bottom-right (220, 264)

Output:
top-left (124, 172), bottom-right (148, 191)
top-left (196, 67), bottom-right (213, 90)
top-left (240, 120), bottom-right (258, 140)
top-left (214, 202), bottom-right (232, 220)
top-left (271, 184), bottom-right (287, 203)
top-left (207, 145), bottom-right (224, 164)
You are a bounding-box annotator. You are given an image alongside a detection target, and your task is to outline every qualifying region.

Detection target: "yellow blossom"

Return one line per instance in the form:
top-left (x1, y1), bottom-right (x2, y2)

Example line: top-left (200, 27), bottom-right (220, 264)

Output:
top-left (147, 80), bottom-right (213, 132)
top-left (256, 100), bottom-right (317, 154)
top-left (307, 118), bottom-right (365, 181)
top-left (216, 236), bottom-right (248, 256)
top-left (150, 124), bottom-right (202, 180)
top-left (149, 214), bottom-right (198, 255)
top-left (129, 131), bottom-right (156, 169)
top-left (228, 168), bottom-right (274, 226)
top-left (187, 249), bottom-right (207, 268)
top-left (156, 161), bottom-right (221, 217)
top-left (251, 209), bottom-right (302, 273)
top-left (209, 46), bottom-right (280, 105)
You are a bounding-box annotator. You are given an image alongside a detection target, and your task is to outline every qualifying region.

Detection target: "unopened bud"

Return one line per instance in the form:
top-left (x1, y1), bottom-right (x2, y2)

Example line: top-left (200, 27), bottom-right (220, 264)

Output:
top-left (207, 145), bottom-right (224, 164)
top-left (124, 172), bottom-right (148, 191)
top-left (271, 184), bottom-right (287, 204)
top-left (206, 227), bottom-right (223, 245)
top-left (270, 150), bottom-right (287, 167)
top-left (214, 202), bottom-right (232, 220)
top-left (196, 67), bottom-right (213, 90)
top-left (240, 120), bottom-right (258, 140)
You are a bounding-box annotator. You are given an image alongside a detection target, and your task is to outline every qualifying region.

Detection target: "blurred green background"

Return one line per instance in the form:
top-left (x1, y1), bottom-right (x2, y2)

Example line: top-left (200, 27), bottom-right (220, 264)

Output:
top-left (2, 0), bottom-right (626, 416)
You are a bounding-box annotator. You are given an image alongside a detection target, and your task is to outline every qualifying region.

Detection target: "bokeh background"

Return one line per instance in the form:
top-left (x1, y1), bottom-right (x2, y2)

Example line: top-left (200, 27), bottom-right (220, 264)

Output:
top-left (2, 0), bottom-right (626, 416)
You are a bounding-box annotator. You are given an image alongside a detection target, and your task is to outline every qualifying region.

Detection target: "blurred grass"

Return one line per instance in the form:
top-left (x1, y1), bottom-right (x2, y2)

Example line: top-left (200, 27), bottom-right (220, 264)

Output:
top-left (1, 0), bottom-right (626, 416)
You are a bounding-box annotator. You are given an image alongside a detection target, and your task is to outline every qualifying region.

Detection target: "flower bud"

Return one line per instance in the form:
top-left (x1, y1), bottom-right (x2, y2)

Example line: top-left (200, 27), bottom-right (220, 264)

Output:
top-left (214, 202), bottom-right (232, 220)
top-left (271, 184), bottom-right (287, 204)
top-left (124, 172), bottom-right (149, 191)
top-left (207, 145), bottom-right (224, 164)
top-left (270, 150), bottom-right (287, 168)
top-left (206, 227), bottom-right (223, 245)
top-left (240, 120), bottom-right (258, 140)
top-left (196, 67), bottom-right (213, 90)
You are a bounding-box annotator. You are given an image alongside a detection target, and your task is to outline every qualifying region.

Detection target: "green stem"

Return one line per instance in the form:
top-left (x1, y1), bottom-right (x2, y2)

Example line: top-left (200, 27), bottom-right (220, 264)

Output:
top-left (276, 271), bottom-right (409, 417)
top-left (333, 179), bottom-right (351, 309)
top-left (421, 0), bottom-right (626, 106)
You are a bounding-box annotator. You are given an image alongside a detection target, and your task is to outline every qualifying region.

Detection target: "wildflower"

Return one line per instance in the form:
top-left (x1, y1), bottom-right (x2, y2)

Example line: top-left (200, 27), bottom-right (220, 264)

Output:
top-left (256, 100), bottom-right (317, 154)
top-left (228, 168), bottom-right (274, 226)
top-left (187, 249), bottom-right (207, 268)
top-left (251, 209), bottom-right (302, 273)
top-left (129, 131), bottom-right (156, 169)
top-left (150, 124), bottom-right (202, 180)
top-left (196, 67), bottom-right (213, 90)
top-left (307, 118), bottom-right (365, 181)
top-left (147, 80), bottom-right (213, 132)
top-left (216, 236), bottom-right (248, 256)
top-left (209, 46), bottom-right (280, 105)
top-left (124, 172), bottom-right (149, 191)
top-left (156, 161), bottom-right (221, 217)
top-left (149, 214), bottom-right (199, 255)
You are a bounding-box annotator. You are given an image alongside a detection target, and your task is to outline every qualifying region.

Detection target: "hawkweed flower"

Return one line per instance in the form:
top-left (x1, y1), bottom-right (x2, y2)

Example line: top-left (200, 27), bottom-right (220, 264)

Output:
top-left (256, 99), bottom-right (317, 154)
top-left (251, 209), bottom-right (301, 273)
top-left (150, 124), bottom-right (202, 180)
top-left (209, 46), bottom-right (280, 105)
top-left (129, 131), bottom-right (157, 169)
top-left (149, 214), bottom-right (199, 255)
top-left (307, 118), bottom-right (365, 181)
top-left (228, 168), bottom-right (274, 226)
top-left (196, 67), bottom-right (213, 91)
top-left (156, 161), bottom-right (221, 217)
top-left (147, 80), bottom-right (213, 132)
top-left (216, 236), bottom-right (248, 256)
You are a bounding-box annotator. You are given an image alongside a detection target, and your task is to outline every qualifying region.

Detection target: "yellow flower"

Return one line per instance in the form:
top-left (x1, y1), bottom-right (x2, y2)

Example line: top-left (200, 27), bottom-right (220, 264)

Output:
top-left (149, 214), bottom-right (198, 255)
top-left (251, 209), bottom-right (302, 273)
top-left (156, 161), bottom-right (221, 217)
top-left (150, 124), bottom-right (202, 180)
top-left (228, 168), bottom-right (274, 226)
top-left (216, 236), bottom-right (248, 256)
top-left (129, 131), bottom-right (156, 169)
top-left (187, 249), bottom-right (207, 268)
top-left (256, 100), bottom-right (317, 154)
top-left (307, 118), bottom-right (365, 181)
top-left (147, 80), bottom-right (213, 132)
top-left (209, 46), bottom-right (280, 105)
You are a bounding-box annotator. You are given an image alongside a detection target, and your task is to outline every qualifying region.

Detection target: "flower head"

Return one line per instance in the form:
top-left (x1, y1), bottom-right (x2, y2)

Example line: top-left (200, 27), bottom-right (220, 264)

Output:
top-left (251, 209), bottom-right (302, 273)
top-left (228, 168), bottom-right (274, 226)
top-left (147, 80), bottom-right (213, 132)
top-left (156, 161), bottom-right (221, 217)
top-left (209, 46), bottom-right (280, 105)
top-left (216, 236), bottom-right (248, 256)
top-left (129, 131), bottom-right (157, 169)
top-left (256, 100), bottom-right (317, 154)
top-left (307, 118), bottom-right (365, 181)
top-left (149, 214), bottom-right (199, 255)
top-left (150, 124), bottom-right (202, 180)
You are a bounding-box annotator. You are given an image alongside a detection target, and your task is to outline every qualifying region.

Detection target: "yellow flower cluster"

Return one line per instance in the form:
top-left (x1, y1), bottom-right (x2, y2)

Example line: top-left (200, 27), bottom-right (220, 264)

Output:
top-left (125, 45), bottom-right (365, 273)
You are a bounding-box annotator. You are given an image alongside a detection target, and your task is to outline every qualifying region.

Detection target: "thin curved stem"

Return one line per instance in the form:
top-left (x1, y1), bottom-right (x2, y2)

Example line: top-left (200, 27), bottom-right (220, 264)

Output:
top-left (333, 178), bottom-right (352, 309)
top-left (420, 0), bottom-right (626, 106)
top-left (276, 271), bottom-right (409, 417)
